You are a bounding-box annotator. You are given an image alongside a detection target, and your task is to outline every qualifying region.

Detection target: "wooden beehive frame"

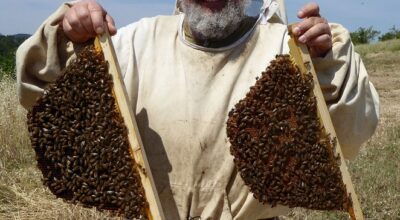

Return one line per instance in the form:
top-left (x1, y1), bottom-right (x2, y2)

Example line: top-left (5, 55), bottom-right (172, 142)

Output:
top-left (287, 25), bottom-right (364, 220)
top-left (94, 28), bottom-right (166, 220)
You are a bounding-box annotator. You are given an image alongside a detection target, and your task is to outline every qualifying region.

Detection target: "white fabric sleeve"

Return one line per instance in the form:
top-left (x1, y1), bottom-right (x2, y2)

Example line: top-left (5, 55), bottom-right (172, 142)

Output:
top-left (312, 23), bottom-right (380, 159)
top-left (16, 3), bottom-right (78, 109)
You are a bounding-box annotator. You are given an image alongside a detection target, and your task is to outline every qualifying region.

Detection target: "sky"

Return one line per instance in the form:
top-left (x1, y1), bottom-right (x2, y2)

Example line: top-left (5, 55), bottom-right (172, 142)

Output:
top-left (0, 0), bottom-right (399, 35)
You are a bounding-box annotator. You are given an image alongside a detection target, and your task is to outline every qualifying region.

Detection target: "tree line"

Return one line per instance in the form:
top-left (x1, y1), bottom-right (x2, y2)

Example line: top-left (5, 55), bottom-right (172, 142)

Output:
top-left (350, 26), bottom-right (400, 45)
top-left (0, 34), bottom-right (30, 79)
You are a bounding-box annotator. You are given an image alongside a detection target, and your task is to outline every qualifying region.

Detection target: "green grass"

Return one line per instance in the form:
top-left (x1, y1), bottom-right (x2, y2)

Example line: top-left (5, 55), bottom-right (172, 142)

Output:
top-left (355, 39), bottom-right (400, 57)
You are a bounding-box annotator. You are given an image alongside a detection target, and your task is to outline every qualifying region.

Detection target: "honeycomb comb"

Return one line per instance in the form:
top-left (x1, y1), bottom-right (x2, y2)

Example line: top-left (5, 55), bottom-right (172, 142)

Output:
top-left (27, 27), bottom-right (165, 219)
top-left (226, 25), bottom-right (363, 220)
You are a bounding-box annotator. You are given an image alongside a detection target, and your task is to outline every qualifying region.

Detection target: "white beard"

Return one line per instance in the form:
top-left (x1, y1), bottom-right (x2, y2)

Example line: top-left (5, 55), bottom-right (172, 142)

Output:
top-left (182, 0), bottom-right (251, 41)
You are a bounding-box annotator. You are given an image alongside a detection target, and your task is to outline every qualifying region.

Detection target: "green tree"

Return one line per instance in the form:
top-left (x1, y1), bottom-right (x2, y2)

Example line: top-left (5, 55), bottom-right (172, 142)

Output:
top-left (350, 27), bottom-right (380, 45)
top-left (0, 34), bottom-right (30, 79)
top-left (379, 26), bottom-right (400, 41)
top-left (0, 54), bottom-right (16, 78)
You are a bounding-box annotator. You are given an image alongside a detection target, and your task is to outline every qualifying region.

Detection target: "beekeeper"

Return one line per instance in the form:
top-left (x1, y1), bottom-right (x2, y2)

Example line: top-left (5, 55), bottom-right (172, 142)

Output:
top-left (16, 0), bottom-right (379, 219)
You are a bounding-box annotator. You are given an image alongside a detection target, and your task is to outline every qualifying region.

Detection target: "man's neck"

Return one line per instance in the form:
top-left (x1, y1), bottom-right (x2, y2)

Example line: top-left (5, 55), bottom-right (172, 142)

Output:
top-left (183, 16), bottom-right (258, 48)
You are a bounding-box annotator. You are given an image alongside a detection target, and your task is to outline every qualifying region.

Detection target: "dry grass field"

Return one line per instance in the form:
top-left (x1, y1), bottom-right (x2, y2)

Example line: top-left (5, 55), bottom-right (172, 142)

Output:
top-left (0, 40), bottom-right (399, 219)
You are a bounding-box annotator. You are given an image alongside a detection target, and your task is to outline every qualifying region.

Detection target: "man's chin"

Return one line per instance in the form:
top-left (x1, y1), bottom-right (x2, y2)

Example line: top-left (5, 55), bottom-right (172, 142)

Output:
top-left (184, 0), bottom-right (247, 41)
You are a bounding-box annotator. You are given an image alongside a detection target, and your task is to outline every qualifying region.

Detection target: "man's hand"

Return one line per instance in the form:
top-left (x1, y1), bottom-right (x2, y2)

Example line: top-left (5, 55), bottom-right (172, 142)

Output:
top-left (62, 0), bottom-right (117, 43)
top-left (292, 2), bottom-right (332, 58)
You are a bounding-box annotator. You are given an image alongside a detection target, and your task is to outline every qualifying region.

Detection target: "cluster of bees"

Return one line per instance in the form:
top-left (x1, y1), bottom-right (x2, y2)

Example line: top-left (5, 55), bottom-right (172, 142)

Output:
top-left (27, 45), bottom-right (148, 219)
top-left (227, 55), bottom-right (351, 211)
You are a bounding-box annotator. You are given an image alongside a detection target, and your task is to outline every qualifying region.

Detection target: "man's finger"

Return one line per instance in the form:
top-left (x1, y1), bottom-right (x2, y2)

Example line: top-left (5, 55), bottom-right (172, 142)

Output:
top-left (298, 23), bottom-right (330, 44)
top-left (306, 34), bottom-right (332, 47)
top-left (298, 2), bottom-right (320, 18)
top-left (66, 9), bottom-right (89, 35)
top-left (75, 6), bottom-right (95, 35)
top-left (105, 14), bottom-right (117, 35)
top-left (63, 18), bottom-right (89, 42)
top-left (293, 17), bottom-right (327, 36)
top-left (62, 18), bottom-right (77, 36)
top-left (88, 1), bottom-right (106, 34)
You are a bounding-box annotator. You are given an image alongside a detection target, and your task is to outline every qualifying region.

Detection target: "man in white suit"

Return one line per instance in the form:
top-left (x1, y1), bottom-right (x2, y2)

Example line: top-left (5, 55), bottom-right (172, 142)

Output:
top-left (17, 0), bottom-right (379, 219)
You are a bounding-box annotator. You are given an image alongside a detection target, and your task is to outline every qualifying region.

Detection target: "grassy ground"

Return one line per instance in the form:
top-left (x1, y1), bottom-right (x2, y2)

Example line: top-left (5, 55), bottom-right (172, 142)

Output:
top-left (0, 40), bottom-right (399, 219)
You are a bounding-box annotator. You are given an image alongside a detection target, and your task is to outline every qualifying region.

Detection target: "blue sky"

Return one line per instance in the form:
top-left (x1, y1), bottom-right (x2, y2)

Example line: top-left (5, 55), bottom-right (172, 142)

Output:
top-left (0, 0), bottom-right (398, 35)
